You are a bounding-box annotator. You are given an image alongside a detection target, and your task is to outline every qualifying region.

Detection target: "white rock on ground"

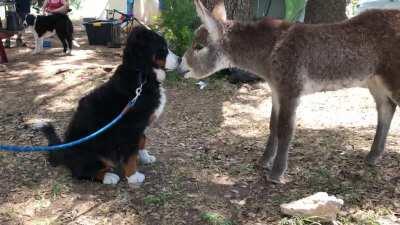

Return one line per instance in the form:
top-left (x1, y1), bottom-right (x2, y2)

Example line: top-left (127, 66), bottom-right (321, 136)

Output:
top-left (377, 215), bottom-right (400, 225)
top-left (280, 192), bottom-right (344, 222)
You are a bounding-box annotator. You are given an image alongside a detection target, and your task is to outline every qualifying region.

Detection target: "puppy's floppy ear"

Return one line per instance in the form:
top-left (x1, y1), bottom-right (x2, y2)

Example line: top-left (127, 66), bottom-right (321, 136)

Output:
top-left (123, 26), bottom-right (154, 70)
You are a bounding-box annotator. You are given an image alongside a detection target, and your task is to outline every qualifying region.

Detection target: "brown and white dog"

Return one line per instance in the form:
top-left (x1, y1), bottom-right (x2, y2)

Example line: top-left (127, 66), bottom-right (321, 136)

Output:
top-left (178, 0), bottom-right (400, 183)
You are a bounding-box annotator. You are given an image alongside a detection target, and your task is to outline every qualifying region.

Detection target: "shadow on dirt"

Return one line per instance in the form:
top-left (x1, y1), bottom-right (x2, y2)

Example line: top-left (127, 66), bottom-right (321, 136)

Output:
top-left (1, 52), bottom-right (399, 224)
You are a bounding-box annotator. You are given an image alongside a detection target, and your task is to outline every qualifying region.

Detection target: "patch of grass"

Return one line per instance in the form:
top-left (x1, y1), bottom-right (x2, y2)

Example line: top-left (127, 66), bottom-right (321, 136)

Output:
top-left (194, 154), bottom-right (212, 166)
top-left (279, 216), bottom-right (323, 225)
top-left (144, 192), bottom-right (173, 206)
top-left (353, 211), bottom-right (380, 225)
top-left (229, 164), bottom-right (256, 176)
top-left (0, 208), bottom-right (19, 222)
top-left (200, 212), bottom-right (234, 225)
top-left (206, 75), bottom-right (233, 91)
top-left (165, 71), bottom-right (184, 85)
top-left (304, 167), bottom-right (363, 204)
top-left (338, 209), bottom-right (392, 225)
top-left (51, 182), bottom-right (63, 199)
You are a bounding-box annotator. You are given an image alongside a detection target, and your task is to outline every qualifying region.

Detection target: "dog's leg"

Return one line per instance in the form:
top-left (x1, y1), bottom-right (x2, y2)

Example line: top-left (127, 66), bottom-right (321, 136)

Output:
top-left (366, 78), bottom-right (396, 165)
top-left (37, 37), bottom-right (44, 54)
top-left (138, 135), bottom-right (156, 164)
top-left (32, 33), bottom-right (42, 54)
top-left (97, 169), bottom-right (120, 185)
top-left (124, 153), bottom-right (145, 185)
top-left (95, 158), bottom-right (120, 184)
top-left (260, 92), bottom-right (279, 170)
top-left (267, 95), bottom-right (299, 184)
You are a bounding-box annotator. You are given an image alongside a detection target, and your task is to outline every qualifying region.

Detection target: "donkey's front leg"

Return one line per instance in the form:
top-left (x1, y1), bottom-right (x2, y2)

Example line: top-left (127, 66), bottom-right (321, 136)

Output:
top-left (366, 79), bottom-right (396, 165)
top-left (260, 93), bottom-right (279, 170)
top-left (267, 96), bottom-right (299, 184)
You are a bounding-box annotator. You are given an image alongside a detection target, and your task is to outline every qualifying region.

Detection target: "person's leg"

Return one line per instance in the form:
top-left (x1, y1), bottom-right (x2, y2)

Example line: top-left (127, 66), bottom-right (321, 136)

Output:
top-left (4, 38), bottom-right (11, 48)
top-left (127, 1), bottom-right (134, 15)
top-left (16, 32), bottom-right (24, 47)
top-left (16, 12), bottom-right (28, 47)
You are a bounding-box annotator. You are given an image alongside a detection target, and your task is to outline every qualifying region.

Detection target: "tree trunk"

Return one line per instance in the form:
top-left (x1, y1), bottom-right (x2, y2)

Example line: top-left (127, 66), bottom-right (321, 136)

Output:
top-left (304, 0), bottom-right (348, 24)
top-left (201, 0), bottom-right (253, 21)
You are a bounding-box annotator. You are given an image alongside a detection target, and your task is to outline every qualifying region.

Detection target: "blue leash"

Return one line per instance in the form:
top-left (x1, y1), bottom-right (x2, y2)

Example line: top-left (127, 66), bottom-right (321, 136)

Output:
top-left (0, 83), bottom-right (144, 152)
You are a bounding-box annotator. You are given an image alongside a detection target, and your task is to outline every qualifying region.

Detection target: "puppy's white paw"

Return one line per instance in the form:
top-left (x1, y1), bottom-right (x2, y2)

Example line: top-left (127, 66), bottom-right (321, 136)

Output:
top-left (139, 149), bottom-right (156, 164)
top-left (32, 121), bottom-right (48, 130)
top-left (127, 171), bottom-right (145, 185)
top-left (103, 172), bottom-right (120, 185)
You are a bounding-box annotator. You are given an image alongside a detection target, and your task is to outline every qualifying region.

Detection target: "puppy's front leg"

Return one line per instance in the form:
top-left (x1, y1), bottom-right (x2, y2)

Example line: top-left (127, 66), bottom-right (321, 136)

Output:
top-left (138, 135), bottom-right (156, 164)
top-left (124, 153), bottom-right (145, 185)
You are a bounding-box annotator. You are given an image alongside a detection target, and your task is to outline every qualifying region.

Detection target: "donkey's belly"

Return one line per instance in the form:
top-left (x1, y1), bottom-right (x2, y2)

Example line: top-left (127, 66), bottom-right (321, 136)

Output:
top-left (301, 72), bottom-right (372, 95)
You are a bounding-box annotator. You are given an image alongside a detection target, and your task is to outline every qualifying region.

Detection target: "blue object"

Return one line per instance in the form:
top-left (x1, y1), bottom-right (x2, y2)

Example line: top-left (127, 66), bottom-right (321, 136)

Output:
top-left (159, 0), bottom-right (165, 10)
top-left (0, 84), bottom-right (143, 152)
top-left (127, 0), bottom-right (134, 14)
top-left (43, 38), bottom-right (52, 48)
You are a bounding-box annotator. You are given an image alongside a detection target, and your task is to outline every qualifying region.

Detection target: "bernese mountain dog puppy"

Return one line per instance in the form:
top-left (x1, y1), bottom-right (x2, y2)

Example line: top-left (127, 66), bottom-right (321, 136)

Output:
top-left (39, 26), bottom-right (179, 185)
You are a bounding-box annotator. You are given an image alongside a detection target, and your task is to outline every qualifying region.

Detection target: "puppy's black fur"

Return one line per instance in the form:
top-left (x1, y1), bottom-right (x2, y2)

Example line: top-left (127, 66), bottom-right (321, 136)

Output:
top-left (25, 14), bottom-right (74, 53)
top-left (40, 26), bottom-right (169, 181)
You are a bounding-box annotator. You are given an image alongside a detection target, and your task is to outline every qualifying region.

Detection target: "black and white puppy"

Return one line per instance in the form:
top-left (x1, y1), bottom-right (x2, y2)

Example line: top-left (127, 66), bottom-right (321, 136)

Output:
top-left (24, 13), bottom-right (79, 55)
top-left (38, 27), bottom-right (180, 185)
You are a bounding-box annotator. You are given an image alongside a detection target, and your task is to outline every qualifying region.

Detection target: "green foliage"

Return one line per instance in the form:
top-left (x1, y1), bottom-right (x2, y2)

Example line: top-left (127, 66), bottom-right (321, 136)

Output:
top-left (159, 0), bottom-right (200, 56)
top-left (200, 212), bottom-right (234, 225)
top-left (143, 192), bottom-right (172, 206)
top-left (279, 217), bottom-right (323, 225)
top-left (70, 0), bottom-right (81, 9)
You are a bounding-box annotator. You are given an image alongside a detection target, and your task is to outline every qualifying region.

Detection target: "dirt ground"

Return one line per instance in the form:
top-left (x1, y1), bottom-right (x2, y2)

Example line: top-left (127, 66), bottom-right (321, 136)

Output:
top-left (0, 28), bottom-right (399, 225)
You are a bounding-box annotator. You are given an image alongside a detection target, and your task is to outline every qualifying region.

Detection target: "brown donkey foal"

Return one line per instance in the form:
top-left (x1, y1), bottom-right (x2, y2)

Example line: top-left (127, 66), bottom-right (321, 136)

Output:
top-left (178, 0), bottom-right (400, 183)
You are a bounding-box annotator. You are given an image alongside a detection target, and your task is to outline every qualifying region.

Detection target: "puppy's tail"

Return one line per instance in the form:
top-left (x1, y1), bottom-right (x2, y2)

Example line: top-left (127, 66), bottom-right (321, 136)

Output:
top-left (34, 122), bottom-right (64, 166)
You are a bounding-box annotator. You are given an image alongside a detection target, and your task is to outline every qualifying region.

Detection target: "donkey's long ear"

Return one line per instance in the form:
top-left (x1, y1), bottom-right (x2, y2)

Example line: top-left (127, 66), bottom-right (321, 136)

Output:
top-left (194, 0), bottom-right (224, 42)
top-left (211, 0), bottom-right (226, 22)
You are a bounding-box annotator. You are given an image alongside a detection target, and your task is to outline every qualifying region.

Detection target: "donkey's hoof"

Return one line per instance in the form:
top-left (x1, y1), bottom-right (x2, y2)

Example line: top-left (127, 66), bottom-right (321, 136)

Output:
top-left (258, 158), bottom-right (273, 171)
top-left (365, 153), bottom-right (382, 166)
top-left (265, 172), bottom-right (288, 184)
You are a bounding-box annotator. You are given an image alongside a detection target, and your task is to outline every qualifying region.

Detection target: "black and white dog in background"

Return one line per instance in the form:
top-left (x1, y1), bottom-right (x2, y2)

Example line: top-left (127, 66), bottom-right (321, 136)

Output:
top-left (24, 13), bottom-right (80, 55)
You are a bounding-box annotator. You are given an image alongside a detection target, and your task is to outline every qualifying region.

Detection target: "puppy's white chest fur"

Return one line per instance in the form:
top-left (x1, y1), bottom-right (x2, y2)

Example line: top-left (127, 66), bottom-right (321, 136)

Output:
top-left (153, 69), bottom-right (167, 120)
top-left (154, 68), bottom-right (166, 82)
